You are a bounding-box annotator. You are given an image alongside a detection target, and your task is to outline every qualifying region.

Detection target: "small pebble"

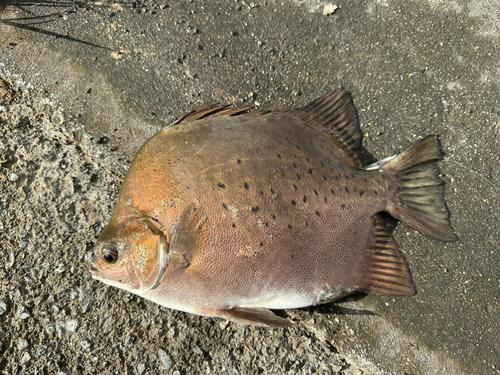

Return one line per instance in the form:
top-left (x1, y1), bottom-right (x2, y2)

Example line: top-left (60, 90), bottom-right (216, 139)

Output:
top-left (125, 336), bottom-right (136, 345)
top-left (65, 319), bottom-right (78, 333)
top-left (18, 338), bottom-right (28, 350)
top-left (21, 352), bottom-right (31, 364)
top-left (158, 349), bottom-right (172, 370)
top-left (51, 111), bottom-right (64, 125)
top-left (81, 341), bottom-right (91, 350)
top-left (0, 301), bottom-right (7, 315)
top-left (193, 347), bottom-right (203, 355)
top-left (323, 4), bottom-right (339, 15)
top-left (9, 173), bottom-right (19, 182)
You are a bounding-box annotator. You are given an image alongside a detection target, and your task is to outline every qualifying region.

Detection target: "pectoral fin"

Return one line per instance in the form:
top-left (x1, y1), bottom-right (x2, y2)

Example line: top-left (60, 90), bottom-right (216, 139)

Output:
top-left (169, 202), bottom-right (207, 267)
top-left (219, 307), bottom-right (293, 328)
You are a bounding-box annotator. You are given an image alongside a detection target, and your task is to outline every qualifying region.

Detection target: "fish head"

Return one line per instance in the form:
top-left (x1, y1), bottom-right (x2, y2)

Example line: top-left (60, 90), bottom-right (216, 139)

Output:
top-left (90, 216), bottom-right (171, 293)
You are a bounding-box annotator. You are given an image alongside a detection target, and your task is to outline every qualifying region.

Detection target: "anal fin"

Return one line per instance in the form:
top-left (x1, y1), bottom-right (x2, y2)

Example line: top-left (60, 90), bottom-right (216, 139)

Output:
top-left (360, 215), bottom-right (416, 297)
top-left (219, 307), bottom-right (293, 328)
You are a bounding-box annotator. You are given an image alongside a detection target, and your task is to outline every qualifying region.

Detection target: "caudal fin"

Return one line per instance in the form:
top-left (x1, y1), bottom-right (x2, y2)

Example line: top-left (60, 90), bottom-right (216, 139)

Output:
top-left (381, 135), bottom-right (457, 242)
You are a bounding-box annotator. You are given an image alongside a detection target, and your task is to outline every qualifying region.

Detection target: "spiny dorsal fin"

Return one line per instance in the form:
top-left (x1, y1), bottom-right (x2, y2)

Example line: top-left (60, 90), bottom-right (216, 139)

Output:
top-left (219, 307), bottom-right (293, 328)
top-left (295, 89), bottom-right (363, 166)
top-left (169, 202), bottom-right (207, 267)
top-left (359, 215), bottom-right (415, 297)
top-left (174, 104), bottom-right (267, 125)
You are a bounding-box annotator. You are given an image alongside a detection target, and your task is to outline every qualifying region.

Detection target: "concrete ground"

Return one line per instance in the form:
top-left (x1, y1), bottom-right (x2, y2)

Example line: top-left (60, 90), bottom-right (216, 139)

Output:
top-left (0, 0), bottom-right (499, 374)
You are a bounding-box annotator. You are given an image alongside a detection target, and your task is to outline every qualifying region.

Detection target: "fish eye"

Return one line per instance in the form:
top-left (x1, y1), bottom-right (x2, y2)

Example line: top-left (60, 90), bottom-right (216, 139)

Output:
top-left (102, 243), bottom-right (118, 263)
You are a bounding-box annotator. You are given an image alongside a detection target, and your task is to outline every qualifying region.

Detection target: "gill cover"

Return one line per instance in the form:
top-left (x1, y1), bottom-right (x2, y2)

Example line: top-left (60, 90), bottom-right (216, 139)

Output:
top-left (131, 219), bottom-right (170, 291)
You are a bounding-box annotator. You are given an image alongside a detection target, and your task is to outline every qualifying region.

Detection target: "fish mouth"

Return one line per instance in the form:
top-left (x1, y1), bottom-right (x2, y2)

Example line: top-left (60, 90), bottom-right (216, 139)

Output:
top-left (89, 264), bottom-right (100, 279)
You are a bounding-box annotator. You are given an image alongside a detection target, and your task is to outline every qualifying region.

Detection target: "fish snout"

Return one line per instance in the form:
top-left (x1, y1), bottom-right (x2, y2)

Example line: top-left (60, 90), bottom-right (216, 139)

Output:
top-left (89, 264), bottom-right (99, 278)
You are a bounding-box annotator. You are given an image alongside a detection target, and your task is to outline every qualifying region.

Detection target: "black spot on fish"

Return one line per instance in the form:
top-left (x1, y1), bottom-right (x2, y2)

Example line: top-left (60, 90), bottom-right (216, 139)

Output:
top-left (293, 163), bottom-right (297, 168)
top-left (277, 154), bottom-right (282, 159)
top-left (345, 187), bottom-right (350, 194)
top-left (293, 184), bottom-right (298, 190)
top-left (295, 145), bottom-right (300, 150)
top-left (352, 174), bottom-right (355, 179)
top-left (308, 168), bottom-right (313, 175)
top-left (252, 206), bottom-right (260, 213)
top-left (222, 203), bottom-right (228, 210)
top-left (244, 182), bottom-right (249, 190)
top-left (374, 191), bottom-right (378, 195)
top-left (237, 159), bottom-right (241, 164)
top-left (288, 224), bottom-right (292, 229)
top-left (306, 157), bottom-right (310, 163)
top-left (232, 223), bottom-right (236, 228)
top-left (324, 197), bottom-right (327, 203)
top-left (320, 162), bottom-right (324, 167)
top-left (360, 190), bottom-right (364, 196)
top-left (314, 189), bottom-right (318, 196)
top-left (331, 189), bottom-right (335, 195)
top-left (305, 222), bottom-right (309, 227)
top-left (377, 179), bottom-right (381, 184)
top-left (260, 191), bottom-right (264, 195)
top-left (296, 173), bottom-right (301, 179)
top-left (341, 204), bottom-right (346, 209)
top-left (291, 200), bottom-right (296, 206)
top-left (272, 214), bottom-right (276, 220)
top-left (363, 178), bottom-right (367, 183)
top-left (323, 176), bottom-right (327, 181)
top-left (270, 188), bottom-right (275, 194)
top-left (315, 211), bottom-right (321, 217)
top-left (335, 175), bottom-right (340, 181)
top-left (303, 195), bottom-right (307, 203)
top-left (218, 183), bottom-right (225, 188)
top-left (260, 242), bottom-right (263, 247)
top-left (293, 154), bottom-right (298, 159)
top-left (345, 174), bottom-right (349, 180)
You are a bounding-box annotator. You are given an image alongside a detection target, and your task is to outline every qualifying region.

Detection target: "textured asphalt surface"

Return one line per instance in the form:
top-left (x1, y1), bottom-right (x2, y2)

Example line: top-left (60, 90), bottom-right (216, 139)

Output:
top-left (1, 1), bottom-right (499, 374)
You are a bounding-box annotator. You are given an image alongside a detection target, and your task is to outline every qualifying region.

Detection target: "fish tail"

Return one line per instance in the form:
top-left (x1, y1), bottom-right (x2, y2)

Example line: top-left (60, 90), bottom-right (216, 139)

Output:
top-left (381, 135), bottom-right (457, 242)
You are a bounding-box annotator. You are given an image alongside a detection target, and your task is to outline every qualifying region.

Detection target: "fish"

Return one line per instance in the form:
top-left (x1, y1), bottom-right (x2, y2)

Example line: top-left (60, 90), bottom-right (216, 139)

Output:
top-left (90, 89), bottom-right (456, 327)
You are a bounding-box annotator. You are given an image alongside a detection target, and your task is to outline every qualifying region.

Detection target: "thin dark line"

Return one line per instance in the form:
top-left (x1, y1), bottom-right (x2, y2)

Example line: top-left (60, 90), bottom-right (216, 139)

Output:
top-left (0, 19), bottom-right (113, 50)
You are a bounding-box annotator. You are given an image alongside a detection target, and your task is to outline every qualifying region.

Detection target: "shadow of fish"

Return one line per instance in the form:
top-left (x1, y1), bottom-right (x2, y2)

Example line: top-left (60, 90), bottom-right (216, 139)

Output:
top-left (90, 89), bottom-right (456, 327)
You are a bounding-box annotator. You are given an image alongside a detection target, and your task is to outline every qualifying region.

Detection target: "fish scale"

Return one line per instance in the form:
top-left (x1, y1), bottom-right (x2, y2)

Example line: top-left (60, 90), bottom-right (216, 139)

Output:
top-left (91, 89), bottom-right (456, 327)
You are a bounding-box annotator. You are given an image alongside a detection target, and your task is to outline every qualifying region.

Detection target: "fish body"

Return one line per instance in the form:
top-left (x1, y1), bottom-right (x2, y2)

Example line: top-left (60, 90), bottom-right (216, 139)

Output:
top-left (91, 90), bottom-right (456, 327)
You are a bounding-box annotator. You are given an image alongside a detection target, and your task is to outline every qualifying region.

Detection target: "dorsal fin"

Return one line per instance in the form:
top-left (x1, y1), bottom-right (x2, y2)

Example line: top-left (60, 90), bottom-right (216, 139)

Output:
top-left (359, 214), bottom-right (415, 297)
top-left (169, 203), bottom-right (207, 267)
top-left (295, 89), bottom-right (363, 166)
top-left (174, 104), bottom-right (268, 125)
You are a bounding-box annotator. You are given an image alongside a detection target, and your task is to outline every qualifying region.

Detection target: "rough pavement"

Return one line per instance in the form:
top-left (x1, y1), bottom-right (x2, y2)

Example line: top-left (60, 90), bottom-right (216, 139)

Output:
top-left (0, 1), bottom-right (499, 374)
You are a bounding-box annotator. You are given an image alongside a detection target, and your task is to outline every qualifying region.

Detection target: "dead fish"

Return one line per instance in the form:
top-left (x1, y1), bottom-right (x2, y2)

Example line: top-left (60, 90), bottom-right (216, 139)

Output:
top-left (90, 89), bottom-right (456, 327)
